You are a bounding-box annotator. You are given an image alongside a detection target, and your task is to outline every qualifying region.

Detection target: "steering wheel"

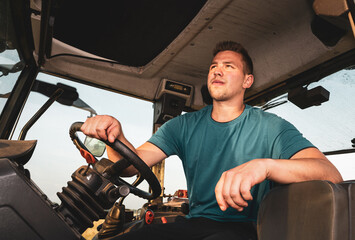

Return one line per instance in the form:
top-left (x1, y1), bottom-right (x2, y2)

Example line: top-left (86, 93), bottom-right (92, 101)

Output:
top-left (69, 122), bottom-right (161, 200)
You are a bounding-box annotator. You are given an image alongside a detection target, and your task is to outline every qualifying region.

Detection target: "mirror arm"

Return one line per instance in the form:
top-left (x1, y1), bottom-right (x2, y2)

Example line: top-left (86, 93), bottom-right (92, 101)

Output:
top-left (18, 88), bottom-right (63, 140)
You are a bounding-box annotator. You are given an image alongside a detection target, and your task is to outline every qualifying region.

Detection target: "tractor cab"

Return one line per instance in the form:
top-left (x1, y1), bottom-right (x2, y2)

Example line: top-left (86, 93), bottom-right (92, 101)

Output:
top-left (0, 0), bottom-right (355, 239)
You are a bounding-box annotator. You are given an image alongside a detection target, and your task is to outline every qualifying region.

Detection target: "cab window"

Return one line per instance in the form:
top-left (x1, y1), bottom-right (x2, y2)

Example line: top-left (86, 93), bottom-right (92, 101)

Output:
top-left (0, 49), bottom-right (22, 115)
top-left (263, 67), bottom-right (355, 180)
top-left (10, 72), bottom-right (160, 209)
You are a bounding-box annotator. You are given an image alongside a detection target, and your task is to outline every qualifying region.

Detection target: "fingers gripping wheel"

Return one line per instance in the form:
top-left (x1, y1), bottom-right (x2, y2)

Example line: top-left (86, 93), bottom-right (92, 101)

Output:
top-left (69, 122), bottom-right (161, 200)
top-left (69, 122), bottom-right (98, 164)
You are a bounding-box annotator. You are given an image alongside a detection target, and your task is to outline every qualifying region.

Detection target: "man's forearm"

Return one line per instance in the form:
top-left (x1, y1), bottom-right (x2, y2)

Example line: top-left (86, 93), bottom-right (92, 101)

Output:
top-left (266, 157), bottom-right (343, 184)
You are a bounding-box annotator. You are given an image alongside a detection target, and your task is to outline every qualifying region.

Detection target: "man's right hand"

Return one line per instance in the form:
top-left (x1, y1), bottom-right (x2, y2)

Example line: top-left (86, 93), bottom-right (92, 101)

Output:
top-left (81, 115), bottom-right (122, 143)
top-left (81, 114), bottom-right (168, 176)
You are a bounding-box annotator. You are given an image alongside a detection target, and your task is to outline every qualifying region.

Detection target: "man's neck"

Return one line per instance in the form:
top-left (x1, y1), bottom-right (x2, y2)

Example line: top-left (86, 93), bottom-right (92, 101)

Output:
top-left (211, 100), bottom-right (245, 122)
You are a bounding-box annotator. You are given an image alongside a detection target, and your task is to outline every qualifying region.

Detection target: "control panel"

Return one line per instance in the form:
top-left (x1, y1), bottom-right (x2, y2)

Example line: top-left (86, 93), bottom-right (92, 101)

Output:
top-left (155, 79), bottom-right (194, 106)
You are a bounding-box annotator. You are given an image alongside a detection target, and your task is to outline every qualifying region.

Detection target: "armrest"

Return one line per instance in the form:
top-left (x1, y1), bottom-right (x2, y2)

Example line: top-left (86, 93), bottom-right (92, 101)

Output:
top-left (0, 139), bottom-right (37, 165)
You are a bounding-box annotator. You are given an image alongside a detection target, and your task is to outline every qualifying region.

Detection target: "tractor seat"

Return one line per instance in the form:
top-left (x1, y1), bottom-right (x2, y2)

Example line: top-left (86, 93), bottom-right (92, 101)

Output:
top-left (257, 180), bottom-right (354, 240)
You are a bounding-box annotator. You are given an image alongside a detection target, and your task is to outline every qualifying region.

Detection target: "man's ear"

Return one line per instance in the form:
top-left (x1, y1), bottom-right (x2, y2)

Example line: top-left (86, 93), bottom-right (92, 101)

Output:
top-left (243, 74), bottom-right (254, 89)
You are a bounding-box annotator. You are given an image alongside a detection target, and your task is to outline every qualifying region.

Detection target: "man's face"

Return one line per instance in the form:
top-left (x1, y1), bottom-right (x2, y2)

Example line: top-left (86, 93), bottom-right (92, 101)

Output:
top-left (207, 50), bottom-right (253, 102)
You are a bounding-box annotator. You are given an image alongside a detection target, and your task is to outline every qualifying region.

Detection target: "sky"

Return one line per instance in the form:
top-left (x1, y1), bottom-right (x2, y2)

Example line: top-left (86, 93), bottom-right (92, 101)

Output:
top-left (1, 50), bottom-right (355, 210)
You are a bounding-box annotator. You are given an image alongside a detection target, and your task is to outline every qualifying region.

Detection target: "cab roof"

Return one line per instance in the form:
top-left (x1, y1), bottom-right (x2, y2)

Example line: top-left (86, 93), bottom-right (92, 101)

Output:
top-left (28, 0), bottom-right (355, 110)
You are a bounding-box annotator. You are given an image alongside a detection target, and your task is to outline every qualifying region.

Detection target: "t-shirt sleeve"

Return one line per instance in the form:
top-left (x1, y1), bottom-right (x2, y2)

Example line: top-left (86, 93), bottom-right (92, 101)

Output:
top-left (269, 117), bottom-right (315, 159)
top-left (148, 117), bottom-right (182, 157)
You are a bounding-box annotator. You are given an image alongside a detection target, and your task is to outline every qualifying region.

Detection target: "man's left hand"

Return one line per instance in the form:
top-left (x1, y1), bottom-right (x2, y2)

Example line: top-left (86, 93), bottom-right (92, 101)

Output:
top-left (215, 159), bottom-right (270, 212)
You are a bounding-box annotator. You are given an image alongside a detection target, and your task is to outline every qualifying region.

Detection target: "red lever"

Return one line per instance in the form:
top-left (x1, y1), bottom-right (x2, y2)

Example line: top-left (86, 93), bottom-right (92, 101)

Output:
top-left (79, 148), bottom-right (96, 164)
top-left (145, 210), bottom-right (154, 224)
top-left (161, 217), bottom-right (167, 224)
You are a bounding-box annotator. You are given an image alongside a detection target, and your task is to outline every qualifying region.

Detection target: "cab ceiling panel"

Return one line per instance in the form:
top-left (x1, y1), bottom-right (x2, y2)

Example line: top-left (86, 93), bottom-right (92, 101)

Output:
top-left (165, 0), bottom-right (355, 101)
top-left (160, 0), bottom-right (301, 88)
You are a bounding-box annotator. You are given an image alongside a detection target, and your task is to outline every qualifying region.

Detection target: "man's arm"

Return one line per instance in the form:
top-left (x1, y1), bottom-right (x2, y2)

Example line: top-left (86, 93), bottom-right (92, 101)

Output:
top-left (215, 147), bottom-right (343, 212)
top-left (81, 115), bottom-right (167, 176)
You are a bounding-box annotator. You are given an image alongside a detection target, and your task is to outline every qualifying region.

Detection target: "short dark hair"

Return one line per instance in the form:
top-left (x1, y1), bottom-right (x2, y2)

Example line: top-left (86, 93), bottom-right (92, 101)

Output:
top-left (213, 41), bottom-right (253, 74)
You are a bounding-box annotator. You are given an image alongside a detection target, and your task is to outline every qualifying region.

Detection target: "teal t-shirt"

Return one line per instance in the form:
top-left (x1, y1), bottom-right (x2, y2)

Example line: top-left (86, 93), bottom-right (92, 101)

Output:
top-left (148, 104), bottom-right (314, 222)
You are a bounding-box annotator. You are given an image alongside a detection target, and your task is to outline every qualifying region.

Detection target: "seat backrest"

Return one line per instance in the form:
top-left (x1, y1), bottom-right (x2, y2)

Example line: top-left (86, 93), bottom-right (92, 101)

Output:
top-left (339, 181), bottom-right (355, 239)
top-left (257, 180), bottom-right (354, 240)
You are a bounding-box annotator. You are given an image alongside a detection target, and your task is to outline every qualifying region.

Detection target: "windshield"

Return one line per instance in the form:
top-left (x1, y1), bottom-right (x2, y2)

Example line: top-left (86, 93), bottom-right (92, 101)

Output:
top-left (264, 68), bottom-right (355, 152)
top-left (264, 67), bottom-right (355, 180)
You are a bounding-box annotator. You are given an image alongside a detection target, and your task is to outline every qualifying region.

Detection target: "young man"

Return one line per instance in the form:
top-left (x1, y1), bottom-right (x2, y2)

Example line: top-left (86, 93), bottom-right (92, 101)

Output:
top-left (81, 41), bottom-right (342, 239)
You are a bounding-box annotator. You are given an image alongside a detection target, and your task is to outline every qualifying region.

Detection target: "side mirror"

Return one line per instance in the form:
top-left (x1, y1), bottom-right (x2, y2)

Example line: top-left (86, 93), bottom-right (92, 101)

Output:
top-left (84, 136), bottom-right (106, 157)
